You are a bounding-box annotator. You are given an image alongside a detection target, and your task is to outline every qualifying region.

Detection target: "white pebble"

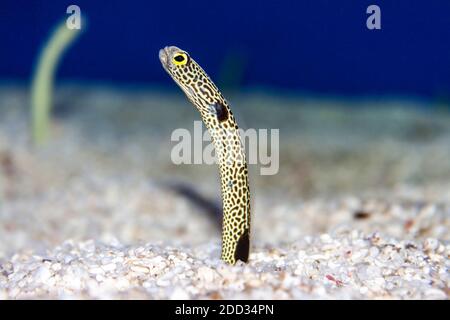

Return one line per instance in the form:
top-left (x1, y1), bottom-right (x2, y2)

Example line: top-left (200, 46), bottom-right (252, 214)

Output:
top-left (102, 263), bottom-right (117, 272)
top-left (34, 266), bottom-right (52, 283)
top-left (424, 238), bottom-right (439, 251)
top-left (156, 278), bottom-right (170, 287)
top-left (424, 288), bottom-right (446, 299)
top-left (320, 234), bottom-right (332, 243)
top-left (89, 267), bottom-right (105, 275)
top-left (51, 263), bottom-right (62, 271)
top-left (369, 247), bottom-right (379, 258)
top-left (130, 265), bottom-right (150, 273)
top-left (197, 267), bottom-right (216, 283)
top-left (170, 287), bottom-right (190, 300)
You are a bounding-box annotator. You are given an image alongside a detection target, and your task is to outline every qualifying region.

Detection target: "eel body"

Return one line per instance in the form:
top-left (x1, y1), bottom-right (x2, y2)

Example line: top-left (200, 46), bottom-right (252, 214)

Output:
top-left (159, 46), bottom-right (251, 264)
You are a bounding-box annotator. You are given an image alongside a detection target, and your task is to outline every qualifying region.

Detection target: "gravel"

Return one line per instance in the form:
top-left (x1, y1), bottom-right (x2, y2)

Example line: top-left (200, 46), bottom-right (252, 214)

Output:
top-left (0, 86), bottom-right (449, 299)
top-left (1, 232), bottom-right (448, 299)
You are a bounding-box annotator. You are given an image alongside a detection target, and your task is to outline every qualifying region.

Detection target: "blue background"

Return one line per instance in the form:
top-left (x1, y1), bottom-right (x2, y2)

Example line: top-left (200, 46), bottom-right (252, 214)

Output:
top-left (1, 0), bottom-right (449, 98)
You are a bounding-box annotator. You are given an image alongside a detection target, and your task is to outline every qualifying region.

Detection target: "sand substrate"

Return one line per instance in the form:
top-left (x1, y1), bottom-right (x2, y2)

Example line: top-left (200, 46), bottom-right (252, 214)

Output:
top-left (0, 85), bottom-right (449, 299)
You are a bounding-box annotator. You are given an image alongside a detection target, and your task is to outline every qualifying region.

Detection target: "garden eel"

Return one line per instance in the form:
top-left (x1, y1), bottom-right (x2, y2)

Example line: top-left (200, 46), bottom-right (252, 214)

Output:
top-left (159, 46), bottom-right (251, 265)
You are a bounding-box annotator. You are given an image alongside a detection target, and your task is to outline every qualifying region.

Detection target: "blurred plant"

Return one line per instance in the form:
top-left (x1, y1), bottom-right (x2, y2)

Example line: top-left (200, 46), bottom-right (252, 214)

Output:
top-left (31, 18), bottom-right (83, 145)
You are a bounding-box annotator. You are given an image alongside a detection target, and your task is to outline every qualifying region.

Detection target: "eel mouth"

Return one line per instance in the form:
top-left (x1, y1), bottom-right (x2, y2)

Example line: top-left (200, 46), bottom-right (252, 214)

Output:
top-left (158, 47), bottom-right (169, 68)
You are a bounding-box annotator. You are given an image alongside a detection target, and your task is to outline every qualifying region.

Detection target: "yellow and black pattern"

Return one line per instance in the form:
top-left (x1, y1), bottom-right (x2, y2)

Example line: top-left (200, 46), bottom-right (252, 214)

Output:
top-left (159, 46), bottom-right (251, 264)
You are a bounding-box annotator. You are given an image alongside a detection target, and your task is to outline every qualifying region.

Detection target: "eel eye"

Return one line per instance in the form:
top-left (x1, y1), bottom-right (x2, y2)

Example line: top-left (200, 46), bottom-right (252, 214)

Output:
top-left (173, 53), bottom-right (188, 66)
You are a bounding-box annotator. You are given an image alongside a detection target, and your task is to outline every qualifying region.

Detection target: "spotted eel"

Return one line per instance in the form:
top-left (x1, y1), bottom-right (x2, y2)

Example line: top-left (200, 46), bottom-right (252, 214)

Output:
top-left (159, 46), bottom-right (251, 264)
